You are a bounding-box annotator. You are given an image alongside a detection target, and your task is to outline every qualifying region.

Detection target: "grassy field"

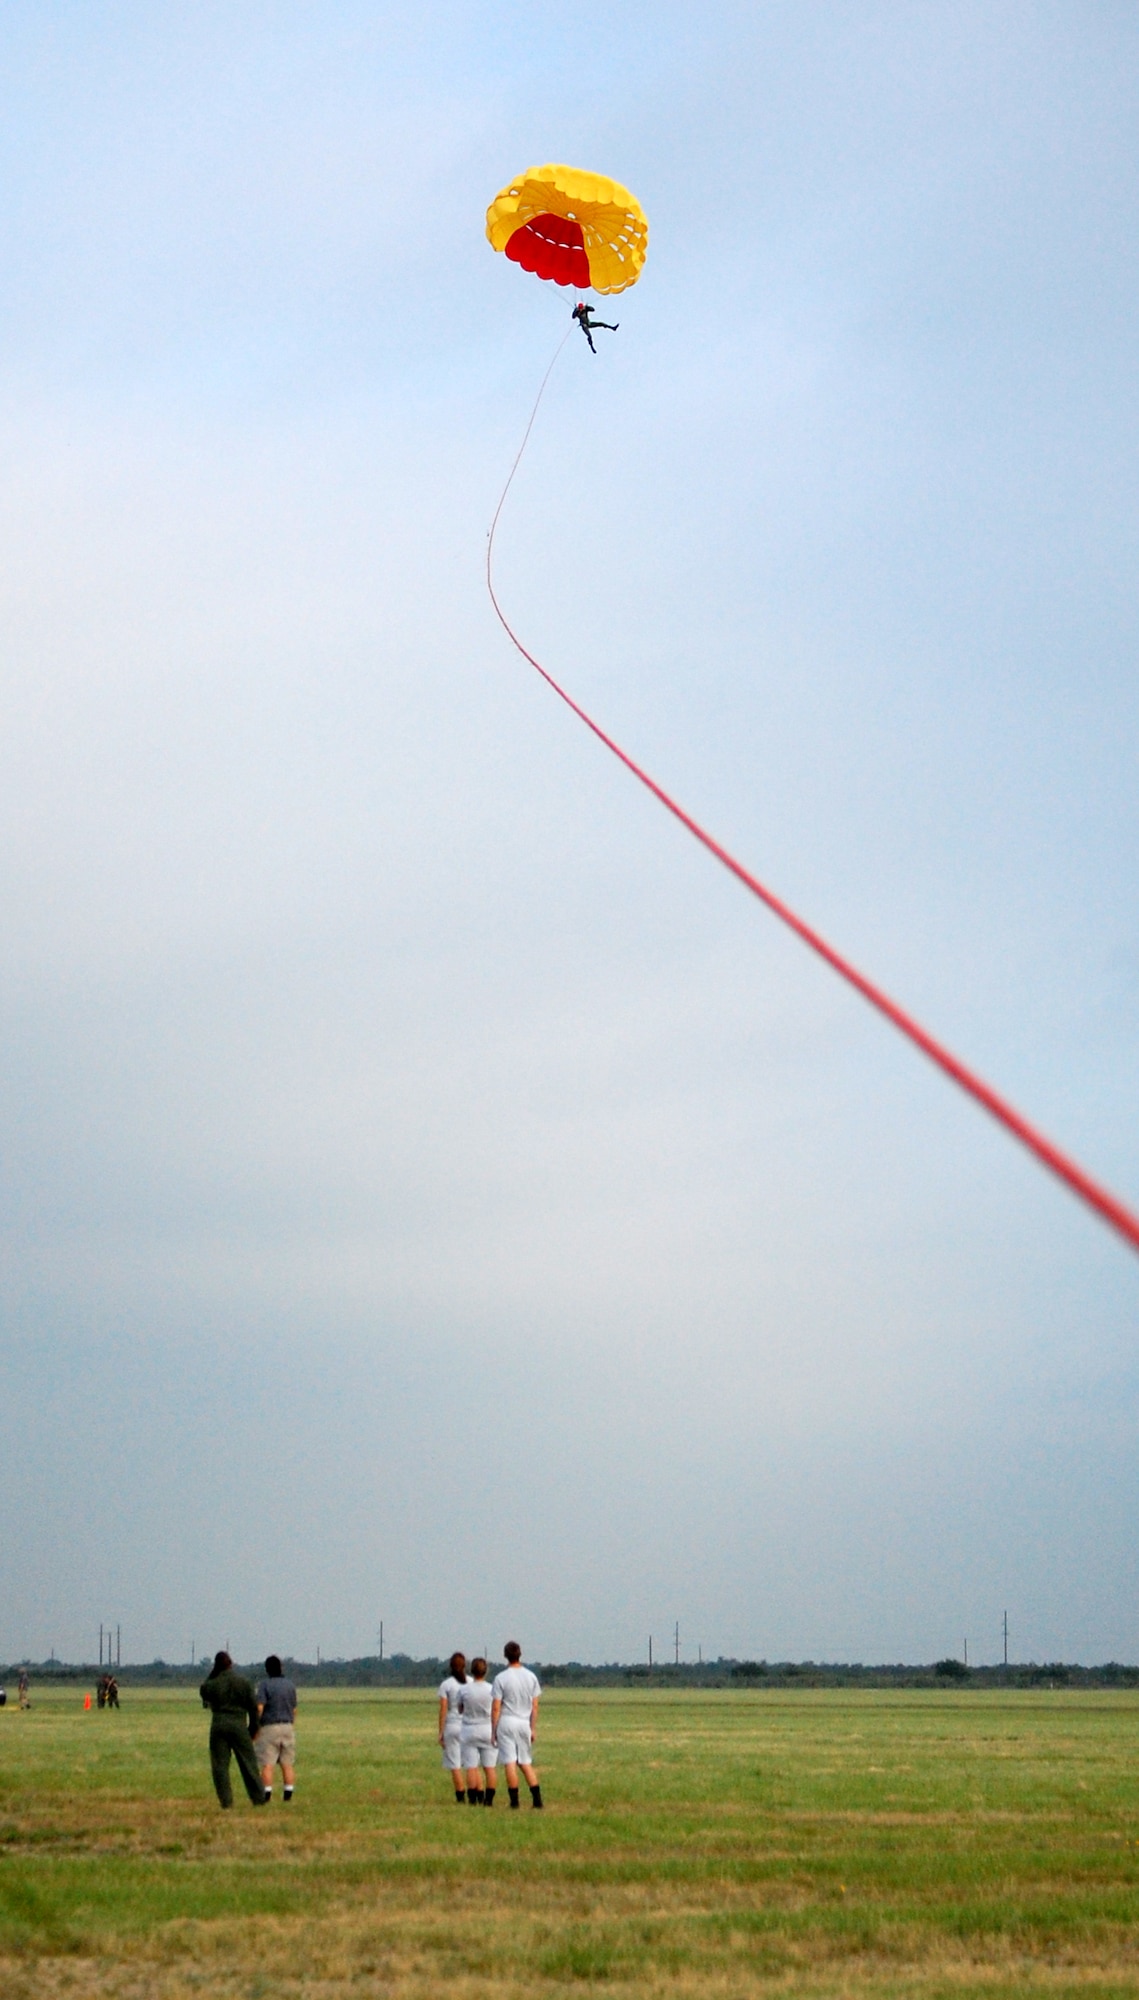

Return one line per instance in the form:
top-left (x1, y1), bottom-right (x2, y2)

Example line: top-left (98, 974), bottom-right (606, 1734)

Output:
top-left (1, 1685), bottom-right (1137, 1997)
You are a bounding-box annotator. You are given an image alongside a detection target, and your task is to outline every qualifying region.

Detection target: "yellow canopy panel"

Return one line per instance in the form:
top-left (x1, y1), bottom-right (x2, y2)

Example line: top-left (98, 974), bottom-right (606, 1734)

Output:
top-left (486, 164), bottom-right (648, 295)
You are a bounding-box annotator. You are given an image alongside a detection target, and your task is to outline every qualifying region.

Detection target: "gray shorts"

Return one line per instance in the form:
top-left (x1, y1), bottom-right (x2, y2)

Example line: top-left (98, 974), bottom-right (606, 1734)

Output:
top-left (496, 1718), bottom-right (533, 1767)
top-left (460, 1731), bottom-right (498, 1770)
top-left (257, 1722), bottom-right (296, 1767)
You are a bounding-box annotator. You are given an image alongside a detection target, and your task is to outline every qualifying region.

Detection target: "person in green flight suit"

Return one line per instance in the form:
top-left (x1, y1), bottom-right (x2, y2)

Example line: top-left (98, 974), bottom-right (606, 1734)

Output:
top-left (199, 1650), bottom-right (267, 1808)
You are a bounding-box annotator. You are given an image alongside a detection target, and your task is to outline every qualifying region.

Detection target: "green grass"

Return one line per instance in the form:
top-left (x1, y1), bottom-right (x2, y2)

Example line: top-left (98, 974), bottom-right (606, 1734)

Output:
top-left (1, 1686), bottom-right (1138, 1995)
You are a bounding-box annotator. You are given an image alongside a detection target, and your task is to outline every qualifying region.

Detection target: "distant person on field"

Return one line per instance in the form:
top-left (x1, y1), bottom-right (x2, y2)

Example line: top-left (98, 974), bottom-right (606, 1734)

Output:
top-left (199, 1651), bottom-right (266, 1809)
top-left (256, 1655), bottom-right (298, 1802)
top-left (458, 1658), bottom-right (497, 1805)
top-left (491, 1642), bottom-right (542, 1809)
top-left (105, 1674), bottom-right (120, 1709)
top-left (17, 1668), bottom-right (30, 1710)
top-left (437, 1652), bottom-right (467, 1802)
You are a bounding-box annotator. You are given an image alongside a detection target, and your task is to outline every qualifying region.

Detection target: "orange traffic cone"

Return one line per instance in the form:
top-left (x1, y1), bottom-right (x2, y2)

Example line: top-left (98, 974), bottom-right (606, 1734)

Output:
top-left (84, 1693), bottom-right (92, 1710)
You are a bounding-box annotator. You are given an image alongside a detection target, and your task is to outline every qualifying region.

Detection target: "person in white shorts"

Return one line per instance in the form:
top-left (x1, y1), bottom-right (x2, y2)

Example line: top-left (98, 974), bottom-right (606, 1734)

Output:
top-left (491, 1641), bottom-right (543, 1809)
top-left (437, 1652), bottom-right (468, 1802)
top-left (458, 1658), bottom-right (497, 1806)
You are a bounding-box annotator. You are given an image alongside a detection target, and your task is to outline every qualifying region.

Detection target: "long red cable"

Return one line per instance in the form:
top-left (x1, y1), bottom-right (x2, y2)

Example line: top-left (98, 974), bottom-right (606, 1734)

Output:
top-left (486, 334), bottom-right (1139, 1258)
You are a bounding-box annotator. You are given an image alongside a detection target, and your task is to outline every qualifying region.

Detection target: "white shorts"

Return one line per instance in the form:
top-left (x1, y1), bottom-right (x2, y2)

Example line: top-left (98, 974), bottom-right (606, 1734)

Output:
top-left (495, 1718), bottom-right (533, 1767)
top-left (440, 1721), bottom-right (463, 1770)
top-left (460, 1731), bottom-right (498, 1770)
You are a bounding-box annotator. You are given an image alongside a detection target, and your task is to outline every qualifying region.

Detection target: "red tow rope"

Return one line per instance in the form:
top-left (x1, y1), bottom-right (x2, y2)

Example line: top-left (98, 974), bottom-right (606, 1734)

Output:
top-left (486, 336), bottom-right (1139, 1258)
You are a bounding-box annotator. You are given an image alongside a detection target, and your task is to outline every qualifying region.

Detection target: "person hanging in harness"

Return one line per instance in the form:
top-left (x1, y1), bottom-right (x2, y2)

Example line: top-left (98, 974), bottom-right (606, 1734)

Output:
top-left (572, 301), bottom-right (618, 353)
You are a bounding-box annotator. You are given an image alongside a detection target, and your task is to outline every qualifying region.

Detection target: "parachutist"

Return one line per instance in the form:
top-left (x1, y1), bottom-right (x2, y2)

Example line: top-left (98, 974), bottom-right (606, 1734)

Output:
top-left (573, 301), bottom-right (618, 352)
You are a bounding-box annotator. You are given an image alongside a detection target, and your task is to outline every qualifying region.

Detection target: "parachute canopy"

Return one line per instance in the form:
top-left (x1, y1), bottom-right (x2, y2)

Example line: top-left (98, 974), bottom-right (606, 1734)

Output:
top-left (486, 164), bottom-right (648, 295)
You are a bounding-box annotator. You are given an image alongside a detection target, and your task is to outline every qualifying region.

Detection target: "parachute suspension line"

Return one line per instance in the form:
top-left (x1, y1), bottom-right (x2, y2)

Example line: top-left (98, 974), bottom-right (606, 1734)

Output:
top-left (484, 370), bottom-right (1139, 1262)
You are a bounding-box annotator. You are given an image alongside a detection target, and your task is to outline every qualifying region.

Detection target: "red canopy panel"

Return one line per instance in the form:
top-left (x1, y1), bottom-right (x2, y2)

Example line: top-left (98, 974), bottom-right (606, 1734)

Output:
top-left (504, 213), bottom-right (592, 288)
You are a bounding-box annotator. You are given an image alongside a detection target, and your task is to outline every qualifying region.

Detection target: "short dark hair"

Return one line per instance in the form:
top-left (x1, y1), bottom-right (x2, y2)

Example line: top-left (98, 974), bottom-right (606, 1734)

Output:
top-left (211, 1651), bottom-right (232, 1675)
top-left (265, 1655), bottom-right (283, 1678)
top-left (471, 1657), bottom-right (487, 1679)
top-left (504, 1641), bottom-right (521, 1663)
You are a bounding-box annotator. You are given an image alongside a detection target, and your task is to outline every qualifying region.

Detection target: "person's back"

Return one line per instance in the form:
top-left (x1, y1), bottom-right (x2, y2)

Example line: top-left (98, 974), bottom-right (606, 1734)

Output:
top-left (492, 1661), bottom-right (540, 1717)
top-left (199, 1652), bottom-right (266, 1810)
top-left (491, 1644), bottom-right (543, 1809)
top-left (200, 1667), bottom-right (257, 1720)
top-left (255, 1672), bottom-right (297, 1725)
top-left (460, 1678), bottom-right (493, 1730)
top-left (255, 1655), bottom-right (298, 1803)
top-left (458, 1660), bottom-right (497, 1805)
top-left (438, 1653), bottom-right (469, 1802)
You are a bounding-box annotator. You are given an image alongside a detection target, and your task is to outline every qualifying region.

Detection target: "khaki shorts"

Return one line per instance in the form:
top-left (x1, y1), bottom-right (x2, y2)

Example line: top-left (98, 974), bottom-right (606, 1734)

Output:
top-left (257, 1723), bottom-right (296, 1767)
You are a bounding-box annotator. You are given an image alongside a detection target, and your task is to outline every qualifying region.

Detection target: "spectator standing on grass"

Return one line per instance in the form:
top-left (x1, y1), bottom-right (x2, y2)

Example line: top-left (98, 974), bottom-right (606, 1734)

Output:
top-left (256, 1655), bottom-right (298, 1803)
top-left (458, 1658), bottom-right (497, 1805)
top-left (491, 1643), bottom-right (542, 1809)
top-left (437, 1652), bottom-right (468, 1802)
top-left (17, 1668), bottom-right (30, 1710)
top-left (105, 1673), bottom-right (120, 1709)
top-left (199, 1651), bottom-right (266, 1809)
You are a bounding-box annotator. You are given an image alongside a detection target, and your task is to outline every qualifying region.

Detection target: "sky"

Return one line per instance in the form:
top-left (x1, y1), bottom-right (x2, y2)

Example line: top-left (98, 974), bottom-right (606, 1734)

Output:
top-left (1, 1), bottom-right (1138, 1670)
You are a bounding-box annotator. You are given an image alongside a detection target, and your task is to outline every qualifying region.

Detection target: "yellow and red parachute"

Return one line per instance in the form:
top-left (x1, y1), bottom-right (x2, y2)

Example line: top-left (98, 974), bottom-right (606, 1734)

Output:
top-left (486, 164), bottom-right (648, 294)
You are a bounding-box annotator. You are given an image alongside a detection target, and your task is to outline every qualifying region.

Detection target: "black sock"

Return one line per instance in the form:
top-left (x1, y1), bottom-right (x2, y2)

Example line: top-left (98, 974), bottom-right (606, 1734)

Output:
top-left (508, 1785), bottom-right (520, 1809)
top-left (263, 1788), bottom-right (272, 1801)
top-left (453, 1789), bottom-right (465, 1803)
top-left (530, 1783), bottom-right (543, 1808)
top-left (466, 1788), bottom-right (483, 1804)
top-left (483, 1788), bottom-right (495, 1806)
top-left (283, 1786), bottom-right (293, 1801)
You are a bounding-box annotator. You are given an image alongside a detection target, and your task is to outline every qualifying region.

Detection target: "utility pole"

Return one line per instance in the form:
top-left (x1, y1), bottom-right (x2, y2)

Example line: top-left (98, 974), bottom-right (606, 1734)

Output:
top-left (674, 1621), bottom-right (680, 1666)
top-left (116, 1626), bottom-right (121, 1668)
top-left (648, 1635), bottom-right (653, 1670)
top-left (1003, 1610), bottom-right (1008, 1668)
top-left (698, 1644), bottom-right (702, 1666)
top-left (191, 1639), bottom-right (195, 1668)
top-left (379, 1622), bottom-right (383, 1664)
top-left (964, 1637), bottom-right (968, 1668)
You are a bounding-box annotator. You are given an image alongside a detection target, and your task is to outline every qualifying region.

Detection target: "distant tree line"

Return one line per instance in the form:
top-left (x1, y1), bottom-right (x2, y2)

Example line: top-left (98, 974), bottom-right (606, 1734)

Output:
top-left (4, 1654), bottom-right (1138, 1690)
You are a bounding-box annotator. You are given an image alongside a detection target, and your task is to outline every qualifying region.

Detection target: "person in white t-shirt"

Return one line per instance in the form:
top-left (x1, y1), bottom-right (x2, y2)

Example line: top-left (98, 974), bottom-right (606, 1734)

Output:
top-left (437, 1652), bottom-right (468, 1802)
top-left (458, 1658), bottom-right (497, 1805)
top-left (491, 1641), bottom-right (543, 1809)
